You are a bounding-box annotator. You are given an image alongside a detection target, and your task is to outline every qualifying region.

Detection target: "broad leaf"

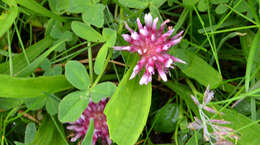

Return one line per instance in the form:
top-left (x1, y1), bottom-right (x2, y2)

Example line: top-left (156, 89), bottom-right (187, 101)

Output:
top-left (82, 4), bottom-right (105, 28)
top-left (71, 21), bottom-right (103, 42)
top-left (58, 91), bottom-right (89, 122)
top-left (118, 0), bottom-right (148, 9)
top-left (65, 61), bottom-right (90, 90)
top-left (91, 82), bottom-right (117, 103)
top-left (170, 49), bottom-right (222, 89)
top-left (25, 123), bottom-right (36, 145)
top-left (105, 67), bottom-right (152, 145)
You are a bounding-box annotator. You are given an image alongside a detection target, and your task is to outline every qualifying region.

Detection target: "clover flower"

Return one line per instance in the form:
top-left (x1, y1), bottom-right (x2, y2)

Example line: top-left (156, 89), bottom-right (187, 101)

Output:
top-left (188, 86), bottom-right (239, 145)
top-left (113, 13), bottom-right (186, 85)
top-left (67, 99), bottom-right (111, 145)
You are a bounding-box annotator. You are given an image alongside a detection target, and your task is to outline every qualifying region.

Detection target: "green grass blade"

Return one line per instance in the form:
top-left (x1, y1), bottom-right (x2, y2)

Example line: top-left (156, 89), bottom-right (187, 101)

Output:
top-left (0, 74), bottom-right (72, 98)
top-left (16, 40), bottom-right (65, 77)
top-left (0, 37), bottom-right (53, 74)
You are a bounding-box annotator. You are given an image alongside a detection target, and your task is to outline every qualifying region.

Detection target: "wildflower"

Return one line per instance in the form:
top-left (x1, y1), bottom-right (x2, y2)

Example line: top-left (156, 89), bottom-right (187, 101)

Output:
top-left (67, 99), bottom-right (111, 145)
top-left (113, 13), bottom-right (186, 85)
top-left (187, 85), bottom-right (239, 145)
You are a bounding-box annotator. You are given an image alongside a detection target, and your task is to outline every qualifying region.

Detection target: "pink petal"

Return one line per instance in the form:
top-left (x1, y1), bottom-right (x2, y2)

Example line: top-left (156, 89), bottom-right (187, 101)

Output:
top-left (152, 17), bottom-right (159, 31)
top-left (159, 19), bottom-right (170, 33)
top-left (190, 95), bottom-right (200, 106)
top-left (144, 13), bottom-right (153, 27)
top-left (136, 18), bottom-right (143, 30)
top-left (113, 46), bottom-right (131, 51)
top-left (139, 73), bottom-right (152, 85)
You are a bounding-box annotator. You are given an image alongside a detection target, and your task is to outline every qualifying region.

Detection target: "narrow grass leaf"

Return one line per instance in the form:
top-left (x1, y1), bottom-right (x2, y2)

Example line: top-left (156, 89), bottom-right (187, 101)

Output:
top-left (81, 119), bottom-right (94, 145)
top-left (245, 30), bottom-right (260, 91)
top-left (94, 28), bottom-right (116, 74)
top-left (0, 2), bottom-right (18, 38)
top-left (0, 37), bottom-right (53, 74)
top-left (15, 40), bottom-right (66, 77)
top-left (16, 0), bottom-right (65, 21)
top-left (0, 75), bottom-right (72, 98)
top-left (30, 118), bottom-right (67, 145)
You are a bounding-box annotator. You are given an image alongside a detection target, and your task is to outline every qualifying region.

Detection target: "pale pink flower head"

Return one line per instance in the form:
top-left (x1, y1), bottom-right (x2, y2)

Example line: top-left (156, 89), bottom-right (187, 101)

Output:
top-left (67, 99), bottom-right (111, 145)
top-left (113, 13), bottom-right (186, 85)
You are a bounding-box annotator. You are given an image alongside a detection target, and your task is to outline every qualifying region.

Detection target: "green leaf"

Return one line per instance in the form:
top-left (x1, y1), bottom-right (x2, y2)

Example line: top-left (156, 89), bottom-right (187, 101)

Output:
top-left (0, 2), bottom-right (18, 38)
top-left (183, 0), bottom-right (198, 9)
top-left (153, 103), bottom-right (179, 133)
top-left (0, 75), bottom-right (72, 98)
top-left (46, 95), bottom-right (59, 115)
top-left (170, 49), bottom-right (222, 89)
top-left (81, 119), bottom-right (94, 145)
top-left (48, 0), bottom-right (69, 14)
top-left (16, 40), bottom-right (66, 77)
top-left (16, 0), bottom-right (65, 21)
top-left (30, 118), bottom-right (67, 145)
top-left (215, 3), bottom-right (227, 14)
top-left (197, 0), bottom-right (208, 12)
top-left (0, 37), bottom-right (53, 74)
top-left (82, 4), bottom-right (105, 28)
top-left (91, 82), bottom-right (117, 103)
top-left (58, 91), bottom-right (89, 122)
top-left (24, 96), bottom-right (47, 110)
top-left (0, 98), bottom-right (23, 110)
top-left (65, 61), bottom-right (90, 90)
top-left (245, 30), bottom-right (260, 91)
top-left (71, 21), bottom-right (103, 42)
top-left (118, 0), bottom-right (148, 9)
top-left (150, 0), bottom-right (167, 8)
top-left (102, 28), bottom-right (117, 47)
top-left (67, 0), bottom-right (91, 13)
top-left (104, 67), bottom-right (152, 145)
top-left (25, 122), bottom-right (37, 145)
top-left (214, 106), bottom-right (260, 145)
top-left (94, 28), bottom-right (117, 75)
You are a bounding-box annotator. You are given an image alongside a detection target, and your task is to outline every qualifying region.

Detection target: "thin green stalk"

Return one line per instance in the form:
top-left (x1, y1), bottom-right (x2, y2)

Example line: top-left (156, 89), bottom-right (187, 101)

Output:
top-left (225, 4), bottom-right (257, 25)
top-left (208, 25), bottom-right (259, 34)
top-left (14, 21), bottom-right (30, 65)
top-left (7, 30), bottom-right (13, 76)
top-left (248, 0), bottom-right (260, 24)
top-left (88, 42), bottom-right (93, 85)
top-left (193, 5), bottom-right (222, 76)
top-left (50, 116), bottom-right (70, 145)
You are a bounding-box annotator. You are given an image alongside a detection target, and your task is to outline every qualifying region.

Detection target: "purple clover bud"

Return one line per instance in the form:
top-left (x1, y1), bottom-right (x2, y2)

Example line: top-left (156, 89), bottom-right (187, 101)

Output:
top-left (113, 13), bottom-right (186, 85)
top-left (67, 99), bottom-right (111, 145)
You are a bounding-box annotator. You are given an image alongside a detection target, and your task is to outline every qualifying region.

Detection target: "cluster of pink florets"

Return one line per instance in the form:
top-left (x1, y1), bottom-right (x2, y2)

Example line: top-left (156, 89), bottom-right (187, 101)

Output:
top-left (67, 99), bottom-right (111, 145)
top-left (113, 13), bottom-right (185, 85)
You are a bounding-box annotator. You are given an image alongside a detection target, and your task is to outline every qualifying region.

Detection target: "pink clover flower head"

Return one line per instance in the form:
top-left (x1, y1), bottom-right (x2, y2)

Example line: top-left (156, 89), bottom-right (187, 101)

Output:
top-left (67, 99), bottom-right (111, 145)
top-left (113, 13), bottom-right (186, 85)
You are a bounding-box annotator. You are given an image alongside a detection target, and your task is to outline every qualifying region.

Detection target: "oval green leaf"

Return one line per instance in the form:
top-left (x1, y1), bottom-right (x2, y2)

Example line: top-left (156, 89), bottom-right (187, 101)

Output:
top-left (58, 91), bottom-right (89, 122)
top-left (104, 68), bottom-right (152, 145)
top-left (65, 61), bottom-right (90, 90)
top-left (71, 21), bottom-right (103, 42)
top-left (91, 82), bottom-right (117, 103)
top-left (170, 49), bottom-right (222, 89)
